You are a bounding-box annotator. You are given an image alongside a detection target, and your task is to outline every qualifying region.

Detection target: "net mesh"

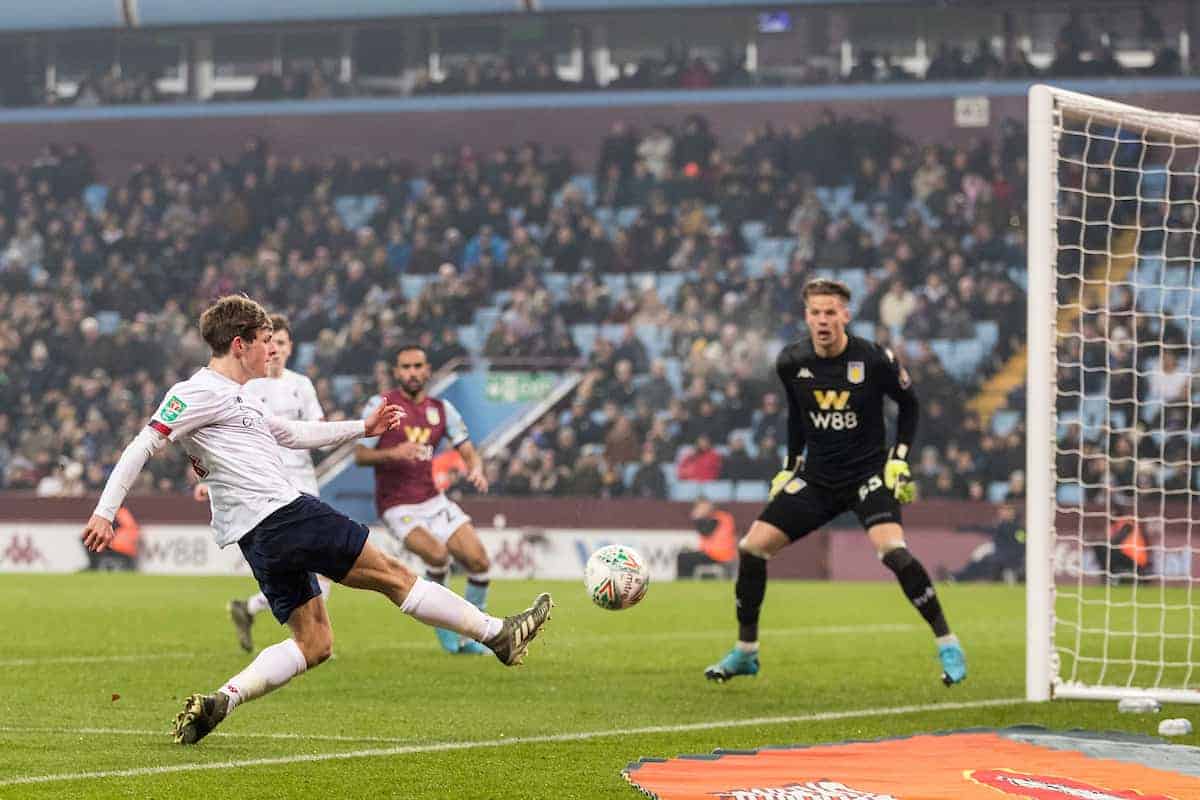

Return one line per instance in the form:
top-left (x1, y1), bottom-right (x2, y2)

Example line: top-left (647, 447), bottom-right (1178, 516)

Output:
top-left (1051, 93), bottom-right (1200, 695)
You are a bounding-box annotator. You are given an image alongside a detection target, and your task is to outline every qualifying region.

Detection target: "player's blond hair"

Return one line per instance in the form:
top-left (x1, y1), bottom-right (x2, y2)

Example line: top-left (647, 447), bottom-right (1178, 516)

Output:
top-left (200, 296), bottom-right (272, 356)
top-left (802, 278), bottom-right (852, 305)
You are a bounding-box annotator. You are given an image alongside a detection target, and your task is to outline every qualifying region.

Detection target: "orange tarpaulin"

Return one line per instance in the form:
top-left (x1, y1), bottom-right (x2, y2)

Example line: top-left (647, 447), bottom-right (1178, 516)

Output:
top-left (624, 732), bottom-right (1200, 799)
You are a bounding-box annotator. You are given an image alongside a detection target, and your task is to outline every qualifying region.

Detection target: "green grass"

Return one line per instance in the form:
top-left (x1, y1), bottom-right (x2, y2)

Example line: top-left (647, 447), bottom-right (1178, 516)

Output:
top-left (2, 575), bottom-right (1197, 798)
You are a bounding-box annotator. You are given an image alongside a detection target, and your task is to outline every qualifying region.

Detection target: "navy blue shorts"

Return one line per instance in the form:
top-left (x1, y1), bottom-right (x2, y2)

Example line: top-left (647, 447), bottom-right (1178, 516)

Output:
top-left (237, 495), bottom-right (370, 624)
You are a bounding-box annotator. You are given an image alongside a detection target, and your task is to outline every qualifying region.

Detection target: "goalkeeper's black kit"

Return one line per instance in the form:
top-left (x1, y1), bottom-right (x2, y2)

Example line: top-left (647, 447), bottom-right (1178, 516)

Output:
top-left (758, 335), bottom-right (919, 540)
top-left (735, 334), bottom-right (953, 649)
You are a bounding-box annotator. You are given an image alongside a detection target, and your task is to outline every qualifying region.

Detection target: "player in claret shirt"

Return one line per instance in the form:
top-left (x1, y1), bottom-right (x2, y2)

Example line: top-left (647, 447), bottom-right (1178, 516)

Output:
top-left (356, 344), bottom-right (493, 655)
top-left (82, 296), bottom-right (552, 746)
top-left (704, 279), bottom-right (966, 687)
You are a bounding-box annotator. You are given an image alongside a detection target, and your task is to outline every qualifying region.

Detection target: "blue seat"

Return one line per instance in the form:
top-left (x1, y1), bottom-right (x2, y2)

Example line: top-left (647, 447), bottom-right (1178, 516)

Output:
top-left (617, 207), bottom-right (641, 227)
top-left (657, 273), bottom-right (686, 303)
top-left (850, 321), bottom-right (875, 339)
top-left (663, 358), bottom-right (684, 392)
top-left (705, 480), bottom-right (735, 502)
top-left (456, 326), bottom-right (482, 354)
top-left (741, 221), bottom-right (766, 244)
top-left (1056, 484), bottom-right (1085, 505)
top-left (991, 409), bottom-right (1021, 436)
top-left (734, 481), bottom-right (769, 503)
top-left (1079, 394), bottom-right (1108, 429)
top-left (474, 307), bottom-right (501, 332)
top-left (401, 274), bottom-right (431, 299)
top-left (572, 324), bottom-right (599, 355)
top-left (332, 375), bottom-right (358, 406)
top-left (83, 184), bottom-right (109, 216)
top-left (95, 310), bottom-right (121, 334)
top-left (543, 272), bottom-right (571, 297)
top-left (975, 321), bottom-right (1000, 350)
top-left (671, 480), bottom-right (706, 502)
top-left (293, 342), bottom-right (317, 371)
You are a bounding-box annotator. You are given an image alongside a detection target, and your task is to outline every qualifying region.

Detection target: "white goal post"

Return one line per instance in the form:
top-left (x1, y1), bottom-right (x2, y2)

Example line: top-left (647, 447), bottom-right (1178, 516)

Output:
top-left (1027, 85), bottom-right (1200, 703)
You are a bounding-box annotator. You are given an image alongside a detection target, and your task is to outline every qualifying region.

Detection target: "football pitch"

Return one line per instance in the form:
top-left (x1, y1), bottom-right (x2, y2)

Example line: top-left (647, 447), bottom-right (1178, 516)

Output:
top-left (2, 575), bottom-right (1196, 798)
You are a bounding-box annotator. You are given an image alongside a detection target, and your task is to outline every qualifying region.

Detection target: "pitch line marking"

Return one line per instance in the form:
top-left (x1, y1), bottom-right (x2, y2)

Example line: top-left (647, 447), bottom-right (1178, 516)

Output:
top-left (0, 697), bottom-right (1025, 787)
top-left (0, 623), bottom-right (919, 668)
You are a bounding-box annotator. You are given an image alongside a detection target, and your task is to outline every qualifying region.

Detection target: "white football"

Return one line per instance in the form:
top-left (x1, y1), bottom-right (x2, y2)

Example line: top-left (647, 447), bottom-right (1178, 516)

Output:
top-left (585, 544), bottom-right (650, 610)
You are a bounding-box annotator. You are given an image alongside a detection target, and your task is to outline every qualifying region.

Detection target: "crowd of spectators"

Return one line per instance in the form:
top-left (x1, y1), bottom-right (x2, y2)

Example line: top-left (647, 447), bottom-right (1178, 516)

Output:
top-left (0, 104), bottom-right (1039, 502)
top-left (3, 8), bottom-right (1186, 109)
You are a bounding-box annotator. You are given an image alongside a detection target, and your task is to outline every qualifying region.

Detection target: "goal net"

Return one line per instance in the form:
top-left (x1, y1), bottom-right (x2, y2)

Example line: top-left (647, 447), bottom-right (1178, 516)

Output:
top-left (1027, 85), bottom-right (1200, 703)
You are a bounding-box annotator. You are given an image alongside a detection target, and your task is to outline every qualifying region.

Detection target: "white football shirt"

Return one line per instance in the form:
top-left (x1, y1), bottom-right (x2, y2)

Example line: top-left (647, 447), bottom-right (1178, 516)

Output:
top-left (150, 367), bottom-right (301, 547)
top-left (244, 368), bottom-right (324, 495)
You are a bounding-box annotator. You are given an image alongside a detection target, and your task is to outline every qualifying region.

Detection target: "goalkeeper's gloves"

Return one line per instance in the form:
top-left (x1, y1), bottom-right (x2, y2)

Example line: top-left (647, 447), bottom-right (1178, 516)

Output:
top-left (884, 446), bottom-right (916, 504)
top-left (769, 469), bottom-right (794, 501)
top-left (769, 458), bottom-right (803, 500)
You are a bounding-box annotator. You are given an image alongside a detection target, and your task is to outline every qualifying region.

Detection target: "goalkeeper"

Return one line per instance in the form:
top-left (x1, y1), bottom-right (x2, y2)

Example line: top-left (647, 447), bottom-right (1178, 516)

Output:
top-left (705, 279), bottom-right (966, 686)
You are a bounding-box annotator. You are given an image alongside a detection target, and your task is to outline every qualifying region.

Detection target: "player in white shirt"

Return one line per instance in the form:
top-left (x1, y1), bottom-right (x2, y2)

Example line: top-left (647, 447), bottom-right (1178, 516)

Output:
top-left (194, 314), bottom-right (333, 651)
top-left (82, 295), bottom-right (553, 745)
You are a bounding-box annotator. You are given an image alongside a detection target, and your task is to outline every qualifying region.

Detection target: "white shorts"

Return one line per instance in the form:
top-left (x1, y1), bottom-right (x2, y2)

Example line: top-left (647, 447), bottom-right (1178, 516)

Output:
top-left (381, 494), bottom-right (472, 545)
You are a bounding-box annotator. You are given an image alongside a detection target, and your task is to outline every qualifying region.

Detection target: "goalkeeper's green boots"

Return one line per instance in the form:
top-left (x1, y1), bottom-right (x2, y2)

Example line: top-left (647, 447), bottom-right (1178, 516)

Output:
top-left (704, 647), bottom-right (760, 682)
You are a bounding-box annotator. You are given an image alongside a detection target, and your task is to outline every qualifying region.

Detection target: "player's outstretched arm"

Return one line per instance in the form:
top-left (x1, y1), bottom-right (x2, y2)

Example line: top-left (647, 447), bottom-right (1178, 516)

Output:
top-left (84, 427), bottom-right (168, 552)
top-left (268, 404), bottom-right (403, 450)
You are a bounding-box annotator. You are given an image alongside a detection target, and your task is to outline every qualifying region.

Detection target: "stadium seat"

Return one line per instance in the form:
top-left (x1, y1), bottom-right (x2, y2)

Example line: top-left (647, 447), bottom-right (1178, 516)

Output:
top-left (542, 272), bottom-right (571, 298)
top-left (294, 342), bottom-right (317, 372)
top-left (601, 274), bottom-right (628, 297)
top-left (656, 273), bottom-right (686, 304)
top-left (95, 310), bottom-right (121, 335)
top-left (617, 207), bottom-right (641, 227)
top-left (401, 274), bottom-right (431, 299)
top-left (662, 358), bottom-right (684, 392)
top-left (741, 221), bottom-right (766, 244)
top-left (83, 184), bottom-right (109, 216)
top-left (332, 375), bottom-right (358, 406)
top-left (733, 482), bottom-right (769, 503)
top-left (1056, 484), bottom-right (1085, 505)
top-left (474, 307), bottom-right (501, 333)
top-left (850, 321), bottom-right (874, 339)
top-left (456, 325), bottom-right (482, 354)
top-left (572, 324), bottom-right (599, 355)
top-left (671, 480), bottom-right (706, 502)
top-left (974, 321), bottom-right (1000, 350)
top-left (1080, 395), bottom-right (1108, 430)
top-left (704, 480), bottom-right (735, 502)
top-left (991, 409), bottom-right (1021, 436)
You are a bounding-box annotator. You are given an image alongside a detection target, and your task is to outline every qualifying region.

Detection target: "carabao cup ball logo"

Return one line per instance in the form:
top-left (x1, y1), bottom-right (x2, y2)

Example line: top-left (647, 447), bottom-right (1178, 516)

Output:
top-left (585, 544), bottom-right (650, 610)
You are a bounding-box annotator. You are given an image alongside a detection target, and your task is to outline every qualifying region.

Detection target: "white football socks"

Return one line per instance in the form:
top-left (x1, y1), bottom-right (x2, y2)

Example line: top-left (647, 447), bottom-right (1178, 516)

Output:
top-left (246, 592), bottom-right (270, 617)
top-left (219, 638), bottom-right (307, 712)
top-left (400, 577), bottom-right (503, 641)
top-left (736, 641), bottom-right (760, 654)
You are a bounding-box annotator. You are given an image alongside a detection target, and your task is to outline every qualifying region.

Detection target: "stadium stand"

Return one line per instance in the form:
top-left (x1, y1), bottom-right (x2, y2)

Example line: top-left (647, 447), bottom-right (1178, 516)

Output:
top-left (0, 108), bottom-right (1065, 502)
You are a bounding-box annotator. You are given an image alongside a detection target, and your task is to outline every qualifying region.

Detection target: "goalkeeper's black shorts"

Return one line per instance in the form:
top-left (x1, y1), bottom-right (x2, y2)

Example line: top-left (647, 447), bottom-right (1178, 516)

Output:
top-left (757, 471), bottom-right (902, 542)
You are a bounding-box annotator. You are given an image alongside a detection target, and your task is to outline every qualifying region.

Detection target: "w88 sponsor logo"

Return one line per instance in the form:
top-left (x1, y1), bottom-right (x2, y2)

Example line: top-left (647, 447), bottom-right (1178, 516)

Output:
top-left (810, 410), bottom-right (858, 430)
top-left (810, 390), bottom-right (857, 431)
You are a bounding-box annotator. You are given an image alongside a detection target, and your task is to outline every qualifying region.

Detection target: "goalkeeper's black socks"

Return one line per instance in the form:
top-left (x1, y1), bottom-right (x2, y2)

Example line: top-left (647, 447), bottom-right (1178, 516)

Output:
top-left (735, 551), bottom-right (767, 643)
top-left (882, 547), bottom-right (951, 638)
